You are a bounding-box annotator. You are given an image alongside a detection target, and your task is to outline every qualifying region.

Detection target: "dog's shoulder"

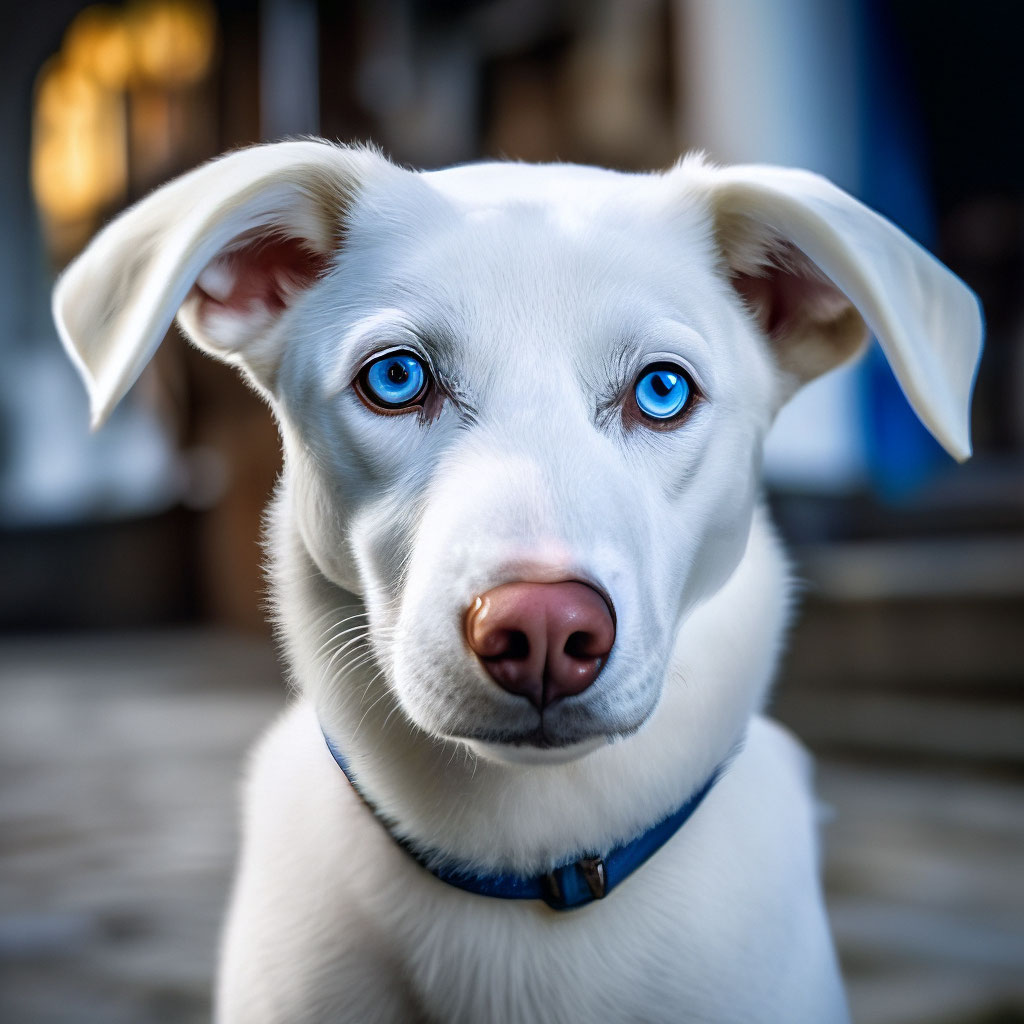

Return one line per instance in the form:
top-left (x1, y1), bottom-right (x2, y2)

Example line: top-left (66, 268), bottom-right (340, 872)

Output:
top-left (725, 714), bottom-right (819, 833)
top-left (239, 700), bottom-right (363, 851)
top-left (681, 713), bottom-right (825, 897)
top-left (746, 714), bottom-right (815, 786)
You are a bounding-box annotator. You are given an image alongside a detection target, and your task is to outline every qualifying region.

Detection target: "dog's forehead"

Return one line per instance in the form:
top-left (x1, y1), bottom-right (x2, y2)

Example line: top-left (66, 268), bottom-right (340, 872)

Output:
top-left (337, 160), bottom-right (724, 370)
top-left (420, 160), bottom-right (648, 215)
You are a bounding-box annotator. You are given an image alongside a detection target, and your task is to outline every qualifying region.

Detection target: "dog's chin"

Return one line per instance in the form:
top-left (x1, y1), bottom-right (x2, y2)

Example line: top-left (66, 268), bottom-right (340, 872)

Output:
top-left (465, 734), bottom-right (608, 766)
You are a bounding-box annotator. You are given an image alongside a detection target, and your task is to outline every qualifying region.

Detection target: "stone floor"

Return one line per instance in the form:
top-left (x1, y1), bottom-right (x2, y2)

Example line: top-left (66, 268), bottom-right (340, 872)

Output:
top-left (1, 629), bottom-right (1022, 1023)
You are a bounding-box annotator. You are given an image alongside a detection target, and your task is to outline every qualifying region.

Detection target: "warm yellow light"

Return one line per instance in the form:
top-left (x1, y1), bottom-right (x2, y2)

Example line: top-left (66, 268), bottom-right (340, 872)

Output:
top-left (32, 0), bottom-right (218, 249)
top-left (63, 5), bottom-right (133, 90)
top-left (127, 0), bottom-right (216, 87)
top-left (31, 59), bottom-right (127, 223)
top-left (36, 59), bottom-right (105, 126)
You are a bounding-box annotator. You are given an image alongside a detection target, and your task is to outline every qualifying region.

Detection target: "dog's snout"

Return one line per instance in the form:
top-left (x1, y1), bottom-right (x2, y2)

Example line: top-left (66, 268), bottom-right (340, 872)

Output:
top-left (464, 582), bottom-right (615, 708)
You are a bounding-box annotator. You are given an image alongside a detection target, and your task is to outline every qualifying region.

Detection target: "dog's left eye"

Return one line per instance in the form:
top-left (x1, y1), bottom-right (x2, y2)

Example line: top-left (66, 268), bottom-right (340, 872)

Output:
top-left (357, 352), bottom-right (429, 411)
top-left (633, 363), bottom-right (694, 421)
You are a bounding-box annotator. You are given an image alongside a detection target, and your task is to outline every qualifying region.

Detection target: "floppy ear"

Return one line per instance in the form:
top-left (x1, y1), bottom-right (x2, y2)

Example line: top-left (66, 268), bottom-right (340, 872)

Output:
top-left (687, 159), bottom-right (983, 461)
top-left (53, 140), bottom-right (386, 428)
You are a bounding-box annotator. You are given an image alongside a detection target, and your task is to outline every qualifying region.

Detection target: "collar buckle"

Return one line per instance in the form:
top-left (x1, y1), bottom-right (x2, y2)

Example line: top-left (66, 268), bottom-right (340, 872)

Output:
top-left (542, 855), bottom-right (607, 910)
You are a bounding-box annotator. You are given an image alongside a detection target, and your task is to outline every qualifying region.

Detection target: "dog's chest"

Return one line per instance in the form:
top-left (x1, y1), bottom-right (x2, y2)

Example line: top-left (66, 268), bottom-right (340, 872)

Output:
top-left (225, 704), bottom-right (846, 1023)
top-left (388, 874), bottom-right (742, 1023)
top-left (330, 804), bottom-right (832, 1024)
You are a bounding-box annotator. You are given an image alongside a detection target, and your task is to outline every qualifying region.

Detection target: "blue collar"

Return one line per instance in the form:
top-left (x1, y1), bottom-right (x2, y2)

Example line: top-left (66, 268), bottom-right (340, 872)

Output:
top-left (322, 731), bottom-right (726, 912)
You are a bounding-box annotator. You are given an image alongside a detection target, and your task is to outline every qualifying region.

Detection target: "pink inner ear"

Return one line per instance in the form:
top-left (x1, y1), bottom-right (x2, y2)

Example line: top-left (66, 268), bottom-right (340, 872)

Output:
top-left (731, 243), bottom-right (850, 339)
top-left (193, 235), bottom-right (330, 323)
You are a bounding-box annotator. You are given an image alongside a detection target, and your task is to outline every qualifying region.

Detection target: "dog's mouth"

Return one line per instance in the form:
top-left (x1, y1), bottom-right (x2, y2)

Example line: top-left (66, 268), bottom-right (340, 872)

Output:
top-left (470, 724), bottom-right (572, 749)
top-left (446, 709), bottom-right (647, 765)
top-left (408, 654), bottom-right (662, 763)
top-left (463, 729), bottom-right (609, 766)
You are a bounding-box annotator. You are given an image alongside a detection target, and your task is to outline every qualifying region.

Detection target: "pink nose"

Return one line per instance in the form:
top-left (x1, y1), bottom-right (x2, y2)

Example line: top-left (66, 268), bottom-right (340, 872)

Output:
top-left (464, 581), bottom-right (616, 709)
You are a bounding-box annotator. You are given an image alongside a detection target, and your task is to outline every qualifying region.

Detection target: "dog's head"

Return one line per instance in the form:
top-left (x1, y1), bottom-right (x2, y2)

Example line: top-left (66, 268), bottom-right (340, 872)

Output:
top-left (55, 142), bottom-right (981, 764)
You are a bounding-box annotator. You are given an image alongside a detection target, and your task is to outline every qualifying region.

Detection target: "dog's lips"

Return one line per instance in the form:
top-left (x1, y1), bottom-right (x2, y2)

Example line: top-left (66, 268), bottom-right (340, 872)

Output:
top-left (428, 669), bottom-right (660, 755)
top-left (465, 732), bottom-right (607, 766)
top-left (447, 717), bottom-right (628, 752)
top-left (488, 725), bottom-right (564, 749)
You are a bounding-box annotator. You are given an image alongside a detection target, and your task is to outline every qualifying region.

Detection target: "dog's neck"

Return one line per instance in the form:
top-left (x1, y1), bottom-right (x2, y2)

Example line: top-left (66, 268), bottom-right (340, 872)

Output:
top-left (270, 495), bottom-right (791, 874)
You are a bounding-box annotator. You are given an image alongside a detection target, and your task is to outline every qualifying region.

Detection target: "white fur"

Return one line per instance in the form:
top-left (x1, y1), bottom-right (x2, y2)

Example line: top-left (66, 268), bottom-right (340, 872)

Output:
top-left (52, 141), bottom-right (983, 1023)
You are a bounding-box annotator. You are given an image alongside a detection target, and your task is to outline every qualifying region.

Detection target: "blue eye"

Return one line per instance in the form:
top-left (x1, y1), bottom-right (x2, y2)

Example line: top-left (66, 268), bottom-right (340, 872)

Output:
top-left (360, 353), bottom-right (427, 410)
top-left (634, 364), bottom-right (693, 420)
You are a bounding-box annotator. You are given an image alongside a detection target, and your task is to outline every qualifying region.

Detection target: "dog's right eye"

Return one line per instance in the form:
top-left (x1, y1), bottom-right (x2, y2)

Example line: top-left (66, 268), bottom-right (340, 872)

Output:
top-left (356, 352), bottom-right (430, 413)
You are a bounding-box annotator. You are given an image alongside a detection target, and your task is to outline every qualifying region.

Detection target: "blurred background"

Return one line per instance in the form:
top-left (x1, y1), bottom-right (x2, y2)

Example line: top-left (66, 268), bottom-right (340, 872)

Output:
top-left (0, 1), bottom-right (1021, 1021)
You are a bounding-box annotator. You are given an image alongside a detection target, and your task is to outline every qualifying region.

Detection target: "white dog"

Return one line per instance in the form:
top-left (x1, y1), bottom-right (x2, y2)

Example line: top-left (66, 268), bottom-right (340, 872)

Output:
top-left (53, 141), bottom-right (982, 1023)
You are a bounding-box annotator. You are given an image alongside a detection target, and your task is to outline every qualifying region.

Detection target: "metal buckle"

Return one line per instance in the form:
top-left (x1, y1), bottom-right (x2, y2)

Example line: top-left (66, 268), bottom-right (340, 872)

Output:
top-left (542, 855), bottom-right (607, 909)
top-left (579, 856), bottom-right (607, 899)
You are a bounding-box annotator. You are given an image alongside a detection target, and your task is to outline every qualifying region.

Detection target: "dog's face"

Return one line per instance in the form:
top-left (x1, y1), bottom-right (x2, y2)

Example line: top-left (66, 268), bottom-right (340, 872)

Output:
top-left (277, 164), bottom-right (777, 754)
top-left (53, 143), bottom-right (982, 764)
